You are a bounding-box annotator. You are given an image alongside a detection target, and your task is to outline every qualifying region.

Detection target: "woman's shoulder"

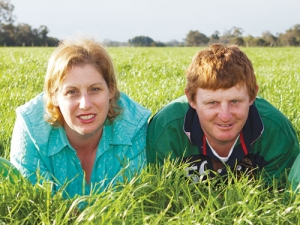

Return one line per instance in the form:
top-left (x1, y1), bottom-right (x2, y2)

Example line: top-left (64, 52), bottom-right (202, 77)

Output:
top-left (16, 92), bottom-right (52, 135)
top-left (16, 92), bottom-right (45, 121)
top-left (117, 92), bottom-right (151, 127)
top-left (12, 93), bottom-right (54, 151)
top-left (106, 92), bottom-right (150, 144)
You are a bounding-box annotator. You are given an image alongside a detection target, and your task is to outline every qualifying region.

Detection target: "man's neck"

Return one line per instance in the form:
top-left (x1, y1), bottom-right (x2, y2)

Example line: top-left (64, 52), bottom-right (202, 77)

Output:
top-left (206, 135), bottom-right (240, 158)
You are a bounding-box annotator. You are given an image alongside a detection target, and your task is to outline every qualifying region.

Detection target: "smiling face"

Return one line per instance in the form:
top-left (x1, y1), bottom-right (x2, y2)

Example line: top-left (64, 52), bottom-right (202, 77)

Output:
top-left (187, 84), bottom-right (255, 149)
top-left (53, 64), bottom-right (113, 140)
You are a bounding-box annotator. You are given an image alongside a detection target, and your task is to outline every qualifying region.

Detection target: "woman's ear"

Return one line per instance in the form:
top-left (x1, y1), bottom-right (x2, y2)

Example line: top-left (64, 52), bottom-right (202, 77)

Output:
top-left (51, 95), bottom-right (58, 106)
top-left (109, 89), bottom-right (114, 100)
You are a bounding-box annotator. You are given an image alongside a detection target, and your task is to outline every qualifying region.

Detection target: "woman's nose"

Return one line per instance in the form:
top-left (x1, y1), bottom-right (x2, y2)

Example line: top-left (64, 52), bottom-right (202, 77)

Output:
top-left (79, 94), bottom-right (92, 110)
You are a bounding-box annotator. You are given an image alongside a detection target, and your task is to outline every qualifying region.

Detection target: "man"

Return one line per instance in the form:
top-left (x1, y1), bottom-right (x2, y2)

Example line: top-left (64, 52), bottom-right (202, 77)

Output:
top-left (146, 43), bottom-right (300, 184)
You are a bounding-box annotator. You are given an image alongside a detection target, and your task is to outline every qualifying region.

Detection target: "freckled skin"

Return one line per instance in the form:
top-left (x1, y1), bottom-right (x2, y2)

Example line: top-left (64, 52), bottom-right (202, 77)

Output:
top-left (187, 84), bottom-right (255, 153)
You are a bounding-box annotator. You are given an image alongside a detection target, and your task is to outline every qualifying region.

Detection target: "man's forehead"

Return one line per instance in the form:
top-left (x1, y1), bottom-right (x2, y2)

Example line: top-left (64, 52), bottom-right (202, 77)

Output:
top-left (195, 85), bottom-right (249, 98)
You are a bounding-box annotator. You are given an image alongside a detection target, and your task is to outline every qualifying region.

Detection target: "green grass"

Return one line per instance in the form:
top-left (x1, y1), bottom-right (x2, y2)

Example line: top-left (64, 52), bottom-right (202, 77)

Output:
top-left (0, 46), bottom-right (300, 224)
top-left (1, 160), bottom-right (300, 224)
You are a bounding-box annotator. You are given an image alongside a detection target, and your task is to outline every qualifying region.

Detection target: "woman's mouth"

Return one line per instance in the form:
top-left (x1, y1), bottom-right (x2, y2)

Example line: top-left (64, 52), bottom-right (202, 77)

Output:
top-left (79, 114), bottom-right (94, 120)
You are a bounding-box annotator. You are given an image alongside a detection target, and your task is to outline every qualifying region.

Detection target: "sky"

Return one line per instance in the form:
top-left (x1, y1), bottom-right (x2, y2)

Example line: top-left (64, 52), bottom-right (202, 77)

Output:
top-left (11, 0), bottom-right (300, 43)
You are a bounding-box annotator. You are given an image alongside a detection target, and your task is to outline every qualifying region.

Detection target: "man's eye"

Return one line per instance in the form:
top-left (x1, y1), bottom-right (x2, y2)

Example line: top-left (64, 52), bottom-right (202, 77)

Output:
top-left (91, 87), bottom-right (100, 92)
top-left (231, 100), bottom-right (238, 104)
top-left (208, 101), bottom-right (216, 105)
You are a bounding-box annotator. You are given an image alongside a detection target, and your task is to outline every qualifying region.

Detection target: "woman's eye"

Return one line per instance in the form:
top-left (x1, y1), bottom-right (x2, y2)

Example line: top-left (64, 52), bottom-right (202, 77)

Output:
top-left (66, 90), bottom-right (77, 95)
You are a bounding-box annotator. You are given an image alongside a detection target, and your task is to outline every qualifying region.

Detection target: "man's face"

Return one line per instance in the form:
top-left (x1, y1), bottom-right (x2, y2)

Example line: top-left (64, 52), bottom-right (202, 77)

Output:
top-left (188, 84), bottom-right (255, 149)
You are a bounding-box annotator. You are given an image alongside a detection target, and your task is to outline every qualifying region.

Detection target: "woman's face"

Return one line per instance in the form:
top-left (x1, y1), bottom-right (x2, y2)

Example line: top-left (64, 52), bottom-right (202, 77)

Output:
top-left (54, 64), bottom-right (113, 140)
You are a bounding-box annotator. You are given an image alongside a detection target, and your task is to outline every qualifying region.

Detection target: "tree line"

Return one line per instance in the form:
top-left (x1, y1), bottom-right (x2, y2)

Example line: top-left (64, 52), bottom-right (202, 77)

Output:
top-left (183, 26), bottom-right (300, 47)
top-left (1, 0), bottom-right (299, 47)
top-left (0, 0), bottom-right (59, 46)
top-left (126, 25), bottom-right (300, 47)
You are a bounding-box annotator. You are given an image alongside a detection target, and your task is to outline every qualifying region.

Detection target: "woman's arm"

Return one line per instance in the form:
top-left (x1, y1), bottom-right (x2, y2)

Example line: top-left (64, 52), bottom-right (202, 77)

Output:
top-left (10, 113), bottom-right (52, 184)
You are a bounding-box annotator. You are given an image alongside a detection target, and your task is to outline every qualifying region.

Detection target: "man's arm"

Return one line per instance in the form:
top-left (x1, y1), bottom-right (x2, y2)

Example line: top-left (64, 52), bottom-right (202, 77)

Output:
top-left (146, 97), bottom-right (198, 165)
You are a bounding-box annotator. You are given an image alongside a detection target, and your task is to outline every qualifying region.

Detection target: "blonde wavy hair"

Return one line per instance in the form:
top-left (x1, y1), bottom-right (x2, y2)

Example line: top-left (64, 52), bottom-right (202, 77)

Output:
top-left (44, 38), bottom-right (121, 127)
top-left (186, 43), bottom-right (257, 102)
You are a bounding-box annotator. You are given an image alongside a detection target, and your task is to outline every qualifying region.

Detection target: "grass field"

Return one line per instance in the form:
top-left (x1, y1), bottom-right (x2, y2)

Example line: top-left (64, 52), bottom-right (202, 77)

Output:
top-left (0, 46), bottom-right (300, 224)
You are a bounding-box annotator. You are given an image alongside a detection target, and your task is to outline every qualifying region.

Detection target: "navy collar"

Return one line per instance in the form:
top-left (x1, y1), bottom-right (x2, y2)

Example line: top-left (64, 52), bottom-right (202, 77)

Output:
top-left (183, 103), bottom-right (264, 168)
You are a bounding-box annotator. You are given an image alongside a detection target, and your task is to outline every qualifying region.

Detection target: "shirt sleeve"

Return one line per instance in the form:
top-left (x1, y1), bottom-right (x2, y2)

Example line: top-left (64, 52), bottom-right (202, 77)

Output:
top-left (146, 116), bottom-right (197, 165)
top-left (288, 153), bottom-right (300, 191)
top-left (258, 126), bottom-right (300, 185)
top-left (10, 113), bottom-right (53, 184)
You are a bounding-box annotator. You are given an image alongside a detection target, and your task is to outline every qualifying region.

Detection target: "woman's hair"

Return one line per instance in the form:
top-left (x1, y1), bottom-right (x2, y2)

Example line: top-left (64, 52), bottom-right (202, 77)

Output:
top-left (44, 37), bottom-right (121, 126)
top-left (185, 43), bottom-right (257, 102)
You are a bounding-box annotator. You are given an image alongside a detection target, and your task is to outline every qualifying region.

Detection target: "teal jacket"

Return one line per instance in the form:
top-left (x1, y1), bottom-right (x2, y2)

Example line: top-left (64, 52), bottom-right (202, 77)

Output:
top-left (10, 92), bottom-right (151, 198)
top-left (147, 95), bottom-right (300, 184)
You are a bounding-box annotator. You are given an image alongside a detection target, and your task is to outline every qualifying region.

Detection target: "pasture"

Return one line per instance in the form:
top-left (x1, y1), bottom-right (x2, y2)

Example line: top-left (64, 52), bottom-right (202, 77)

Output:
top-left (0, 46), bottom-right (300, 224)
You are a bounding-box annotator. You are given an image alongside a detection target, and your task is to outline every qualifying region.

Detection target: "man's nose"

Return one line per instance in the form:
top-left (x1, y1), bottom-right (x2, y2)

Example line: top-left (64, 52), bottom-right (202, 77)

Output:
top-left (218, 104), bottom-right (232, 121)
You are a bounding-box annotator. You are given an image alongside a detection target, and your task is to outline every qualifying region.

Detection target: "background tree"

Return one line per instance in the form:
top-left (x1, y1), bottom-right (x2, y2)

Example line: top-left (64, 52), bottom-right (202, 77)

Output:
top-left (209, 30), bottom-right (220, 44)
top-left (278, 24), bottom-right (300, 46)
top-left (0, 0), bottom-right (14, 24)
top-left (253, 38), bottom-right (266, 46)
top-left (151, 41), bottom-right (166, 47)
top-left (0, 0), bottom-right (59, 46)
top-left (185, 30), bottom-right (209, 46)
top-left (0, 22), bottom-right (14, 45)
top-left (243, 35), bottom-right (256, 47)
top-left (128, 36), bottom-right (155, 46)
top-left (165, 39), bottom-right (184, 47)
top-left (14, 23), bottom-right (33, 46)
top-left (262, 31), bottom-right (278, 47)
top-left (1, 0), bottom-right (300, 48)
top-left (220, 27), bottom-right (244, 45)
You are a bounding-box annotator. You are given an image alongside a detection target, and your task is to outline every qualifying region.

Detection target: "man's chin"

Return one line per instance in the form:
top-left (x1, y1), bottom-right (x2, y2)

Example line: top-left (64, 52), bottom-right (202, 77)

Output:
top-left (214, 133), bottom-right (239, 143)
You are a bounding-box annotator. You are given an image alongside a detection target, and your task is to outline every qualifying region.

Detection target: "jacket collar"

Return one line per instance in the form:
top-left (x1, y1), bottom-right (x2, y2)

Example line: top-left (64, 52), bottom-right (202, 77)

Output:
top-left (47, 119), bottom-right (132, 157)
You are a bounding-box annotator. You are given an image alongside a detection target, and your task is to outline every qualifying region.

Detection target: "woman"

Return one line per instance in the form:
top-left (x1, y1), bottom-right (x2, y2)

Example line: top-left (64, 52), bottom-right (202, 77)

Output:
top-left (10, 38), bottom-right (151, 198)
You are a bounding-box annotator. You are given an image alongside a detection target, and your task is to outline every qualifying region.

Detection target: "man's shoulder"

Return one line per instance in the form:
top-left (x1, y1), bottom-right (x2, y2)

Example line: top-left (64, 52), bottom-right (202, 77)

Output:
top-left (149, 95), bottom-right (189, 126)
top-left (254, 96), bottom-right (298, 145)
top-left (254, 97), bottom-right (292, 127)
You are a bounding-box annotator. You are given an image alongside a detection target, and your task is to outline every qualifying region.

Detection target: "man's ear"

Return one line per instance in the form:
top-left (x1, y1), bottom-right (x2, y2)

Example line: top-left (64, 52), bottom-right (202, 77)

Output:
top-left (255, 85), bottom-right (259, 96)
top-left (250, 85), bottom-right (259, 105)
top-left (185, 89), bottom-right (196, 109)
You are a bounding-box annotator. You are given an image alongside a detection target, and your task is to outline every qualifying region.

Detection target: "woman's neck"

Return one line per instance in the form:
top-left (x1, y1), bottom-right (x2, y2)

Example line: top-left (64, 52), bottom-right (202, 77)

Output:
top-left (64, 128), bottom-right (103, 184)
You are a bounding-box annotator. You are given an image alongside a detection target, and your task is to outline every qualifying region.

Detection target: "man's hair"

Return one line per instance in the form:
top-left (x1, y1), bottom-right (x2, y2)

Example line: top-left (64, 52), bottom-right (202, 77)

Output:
top-left (185, 43), bottom-right (257, 102)
top-left (44, 37), bottom-right (121, 126)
